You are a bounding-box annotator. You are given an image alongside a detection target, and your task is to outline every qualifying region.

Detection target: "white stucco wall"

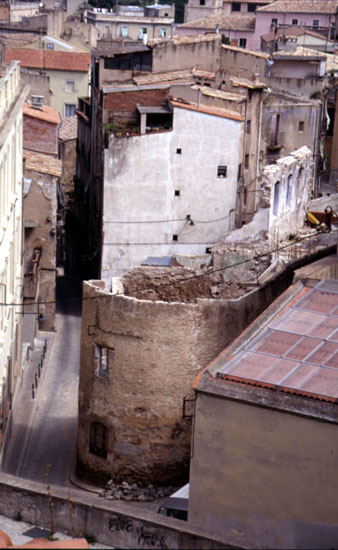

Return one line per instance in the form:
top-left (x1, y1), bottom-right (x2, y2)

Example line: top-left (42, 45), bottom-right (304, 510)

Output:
top-left (101, 105), bottom-right (242, 282)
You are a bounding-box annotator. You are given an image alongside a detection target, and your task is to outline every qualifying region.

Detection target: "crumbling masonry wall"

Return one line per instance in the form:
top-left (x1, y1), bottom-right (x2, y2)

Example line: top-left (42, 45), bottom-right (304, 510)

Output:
top-left (77, 271), bottom-right (292, 487)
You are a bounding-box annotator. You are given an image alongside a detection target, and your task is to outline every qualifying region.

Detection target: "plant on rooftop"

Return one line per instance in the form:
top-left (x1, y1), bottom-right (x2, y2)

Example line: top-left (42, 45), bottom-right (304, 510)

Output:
top-left (83, 533), bottom-right (97, 543)
top-left (14, 511), bottom-right (23, 522)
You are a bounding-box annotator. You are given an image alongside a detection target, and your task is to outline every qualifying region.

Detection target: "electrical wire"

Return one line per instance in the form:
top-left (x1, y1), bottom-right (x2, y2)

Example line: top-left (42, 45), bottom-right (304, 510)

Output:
top-left (0, 228), bottom-right (328, 309)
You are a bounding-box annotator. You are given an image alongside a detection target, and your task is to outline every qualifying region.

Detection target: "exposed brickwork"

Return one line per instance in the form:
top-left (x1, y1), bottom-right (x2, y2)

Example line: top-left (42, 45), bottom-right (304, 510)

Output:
top-left (104, 88), bottom-right (169, 112)
top-left (23, 116), bottom-right (59, 156)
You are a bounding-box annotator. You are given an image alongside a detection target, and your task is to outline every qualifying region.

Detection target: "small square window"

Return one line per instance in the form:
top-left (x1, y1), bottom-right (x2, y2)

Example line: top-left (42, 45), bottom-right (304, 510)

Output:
top-left (217, 165), bottom-right (227, 178)
top-left (298, 120), bottom-right (304, 132)
top-left (271, 18), bottom-right (278, 26)
top-left (65, 80), bottom-right (75, 93)
top-left (206, 247), bottom-right (212, 253)
top-left (292, 19), bottom-right (298, 25)
top-left (232, 2), bottom-right (240, 11)
top-left (65, 104), bottom-right (76, 117)
top-left (239, 38), bottom-right (247, 48)
top-left (200, 0), bottom-right (205, 5)
top-left (176, 148), bottom-right (182, 154)
top-left (95, 344), bottom-right (113, 379)
top-left (173, 234), bottom-right (178, 241)
top-left (175, 190), bottom-right (180, 196)
top-left (313, 19), bottom-right (319, 27)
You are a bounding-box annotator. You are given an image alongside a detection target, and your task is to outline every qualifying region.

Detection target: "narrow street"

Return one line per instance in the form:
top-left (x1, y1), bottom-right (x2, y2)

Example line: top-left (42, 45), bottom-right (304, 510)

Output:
top-left (2, 276), bottom-right (82, 486)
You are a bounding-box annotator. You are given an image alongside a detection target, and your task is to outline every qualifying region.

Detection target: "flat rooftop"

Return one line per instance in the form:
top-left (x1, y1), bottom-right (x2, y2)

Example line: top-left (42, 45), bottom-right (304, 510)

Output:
top-left (217, 279), bottom-right (338, 403)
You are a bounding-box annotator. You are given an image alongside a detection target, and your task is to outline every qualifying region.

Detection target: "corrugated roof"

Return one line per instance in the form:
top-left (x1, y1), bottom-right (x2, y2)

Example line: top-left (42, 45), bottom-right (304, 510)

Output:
top-left (178, 14), bottom-right (256, 31)
top-left (217, 279), bottom-right (338, 403)
top-left (257, 0), bottom-right (338, 13)
top-left (23, 102), bottom-right (61, 125)
top-left (171, 99), bottom-right (243, 121)
top-left (5, 48), bottom-right (91, 72)
top-left (59, 115), bottom-right (78, 141)
top-left (24, 150), bottom-right (62, 177)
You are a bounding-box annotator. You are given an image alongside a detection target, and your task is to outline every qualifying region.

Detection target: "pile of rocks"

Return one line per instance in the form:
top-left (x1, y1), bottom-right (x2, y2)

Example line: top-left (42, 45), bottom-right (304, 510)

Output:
top-left (100, 480), bottom-right (175, 501)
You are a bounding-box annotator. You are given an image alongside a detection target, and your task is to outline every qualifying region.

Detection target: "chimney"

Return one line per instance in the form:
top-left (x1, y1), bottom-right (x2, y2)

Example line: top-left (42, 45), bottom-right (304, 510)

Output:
top-left (31, 95), bottom-right (44, 110)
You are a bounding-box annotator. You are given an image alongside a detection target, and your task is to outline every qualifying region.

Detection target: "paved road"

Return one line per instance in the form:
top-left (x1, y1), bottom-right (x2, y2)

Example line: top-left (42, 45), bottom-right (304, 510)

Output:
top-left (2, 276), bottom-right (82, 486)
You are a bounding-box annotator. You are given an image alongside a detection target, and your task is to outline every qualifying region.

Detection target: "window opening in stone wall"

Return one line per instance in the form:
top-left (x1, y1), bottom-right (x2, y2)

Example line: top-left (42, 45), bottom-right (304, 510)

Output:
top-left (271, 18), bottom-right (278, 26)
top-left (90, 422), bottom-right (108, 458)
top-left (176, 148), bottom-right (182, 154)
top-left (246, 120), bottom-right (251, 134)
top-left (245, 154), bottom-right (249, 169)
top-left (239, 38), bottom-right (247, 48)
top-left (217, 165), bottom-right (227, 178)
top-left (121, 26), bottom-right (128, 37)
top-left (313, 19), bottom-right (319, 27)
top-left (273, 180), bottom-right (280, 216)
top-left (232, 2), bottom-right (240, 11)
top-left (175, 190), bottom-right (180, 196)
top-left (173, 234), bottom-right (178, 241)
top-left (160, 28), bottom-right (166, 37)
top-left (292, 19), bottom-right (298, 25)
top-left (65, 104), bottom-right (76, 117)
top-left (95, 344), bottom-right (112, 379)
top-left (286, 174), bottom-right (292, 206)
top-left (248, 3), bottom-right (256, 11)
top-left (200, 0), bottom-right (205, 5)
top-left (298, 120), bottom-right (304, 132)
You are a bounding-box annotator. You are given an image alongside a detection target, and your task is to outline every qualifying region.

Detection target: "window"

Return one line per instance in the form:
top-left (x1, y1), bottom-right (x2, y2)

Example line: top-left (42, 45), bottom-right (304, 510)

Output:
top-left (95, 344), bottom-right (111, 379)
top-left (121, 26), bottom-right (128, 37)
top-left (238, 163), bottom-right (242, 179)
top-left (65, 104), bottom-right (76, 117)
top-left (176, 148), bottom-right (182, 154)
top-left (292, 19), bottom-right (298, 25)
top-left (217, 165), bottom-right (227, 178)
top-left (246, 120), bottom-right (251, 134)
top-left (286, 174), bottom-right (292, 206)
top-left (65, 80), bottom-right (75, 93)
top-left (160, 28), bottom-right (166, 37)
top-left (271, 18), bottom-right (278, 26)
top-left (232, 2), bottom-right (240, 11)
top-left (248, 3), bottom-right (256, 11)
top-left (298, 120), bottom-right (304, 132)
top-left (46, 42), bottom-right (54, 50)
top-left (175, 190), bottom-right (180, 196)
top-left (239, 38), bottom-right (247, 48)
top-left (90, 422), bottom-right (108, 458)
top-left (313, 19), bottom-right (319, 27)
top-left (200, 0), bottom-right (205, 5)
top-left (273, 181), bottom-right (280, 216)
top-left (245, 154), bottom-right (249, 169)
top-left (173, 234), bottom-right (178, 241)
top-left (139, 27), bottom-right (147, 38)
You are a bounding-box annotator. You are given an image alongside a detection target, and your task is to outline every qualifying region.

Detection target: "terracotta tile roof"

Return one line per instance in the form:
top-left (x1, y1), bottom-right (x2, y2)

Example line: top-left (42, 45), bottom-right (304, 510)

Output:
top-left (261, 25), bottom-right (335, 43)
top-left (217, 279), bottom-right (338, 403)
top-left (171, 99), bottom-right (243, 121)
top-left (191, 84), bottom-right (246, 102)
top-left (24, 150), bottom-right (62, 177)
top-left (178, 14), bottom-right (256, 31)
top-left (150, 33), bottom-right (222, 45)
top-left (5, 48), bottom-right (91, 72)
top-left (59, 115), bottom-right (78, 140)
top-left (257, 0), bottom-right (338, 13)
top-left (222, 44), bottom-right (270, 58)
top-left (23, 102), bottom-right (61, 125)
top-left (230, 76), bottom-right (267, 89)
top-left (133, 68), bottom-right (215, 86)
top-left (273, 45), bottom-right (327, 60)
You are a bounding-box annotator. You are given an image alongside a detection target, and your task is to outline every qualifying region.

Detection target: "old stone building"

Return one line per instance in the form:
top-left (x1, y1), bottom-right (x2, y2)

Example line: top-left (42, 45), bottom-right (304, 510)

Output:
top-left (0, 61), bottom-right (29, 463)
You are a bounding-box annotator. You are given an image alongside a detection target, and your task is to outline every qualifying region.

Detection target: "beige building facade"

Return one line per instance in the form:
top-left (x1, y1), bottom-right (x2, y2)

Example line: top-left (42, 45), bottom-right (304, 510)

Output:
top-left (0, 61), bottom-right (29, 463)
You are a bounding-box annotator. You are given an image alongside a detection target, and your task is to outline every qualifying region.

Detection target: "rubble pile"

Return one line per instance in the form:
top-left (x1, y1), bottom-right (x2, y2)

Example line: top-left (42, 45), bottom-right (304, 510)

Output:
top-left (100, 479), bottom-right (175, 501)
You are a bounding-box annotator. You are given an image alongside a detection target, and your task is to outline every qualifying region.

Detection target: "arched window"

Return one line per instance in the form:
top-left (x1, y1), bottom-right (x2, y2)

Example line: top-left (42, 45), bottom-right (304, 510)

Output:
top-left (90, 422), bottom-right (108, 458)
top-left (286, 174), bottom-right (292, 207)
top-left (273, 181), bottom-right (280, 216)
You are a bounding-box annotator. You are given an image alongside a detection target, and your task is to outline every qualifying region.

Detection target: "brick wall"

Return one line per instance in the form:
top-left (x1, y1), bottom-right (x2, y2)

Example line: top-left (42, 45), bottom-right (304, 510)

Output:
top-left (23, 116), bottom-right (58, 156)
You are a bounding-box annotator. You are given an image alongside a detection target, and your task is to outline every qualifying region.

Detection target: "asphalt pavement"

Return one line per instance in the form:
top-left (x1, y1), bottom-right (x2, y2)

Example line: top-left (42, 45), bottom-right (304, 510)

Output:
top-left (2, 276), bottom-right (83, 486)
